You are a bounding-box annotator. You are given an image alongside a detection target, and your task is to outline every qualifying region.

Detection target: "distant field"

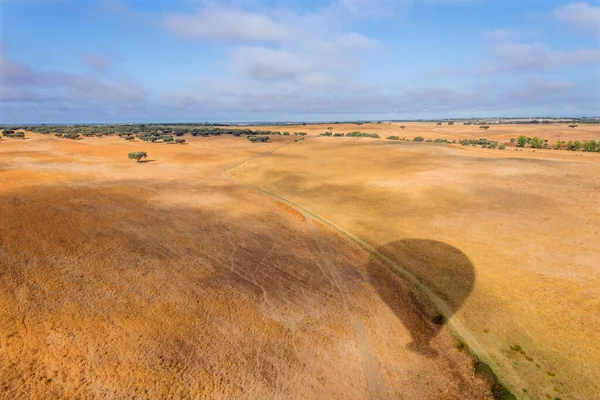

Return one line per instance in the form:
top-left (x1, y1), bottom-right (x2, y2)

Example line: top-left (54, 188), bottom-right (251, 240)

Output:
top-left (232, 126), bottom-right (600, 399)
top-left (0, 133), bottom-right (492, 399)
top-left (249, 121), bottom-right (600, 143)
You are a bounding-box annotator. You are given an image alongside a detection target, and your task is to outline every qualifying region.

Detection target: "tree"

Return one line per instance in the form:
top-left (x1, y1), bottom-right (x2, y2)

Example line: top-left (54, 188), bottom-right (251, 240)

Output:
top-left (531, 137), bottom-right (543, 149)
top-left (400, 126), bottom-right (406, 129)
top-left (568, 124), bottom-right (578, 128)
top-left (516, 135), bottom-right (527, 147)
top-left (128, 151), bottom-right (148, 162)
top-left (582, 140), bottom-right (598, 152)
top-left (480, 125), bottom-right (490, 130)
top-left (448, 121), bottom-right (454, 125)
top-left (555, 140), bottom-right (564, 150)
top-left (413, 136), bottom-right (425, 142)
top-left (436, 122), bottom-right (442, 125)
top-left (567, 140), bottom-right (581, 151)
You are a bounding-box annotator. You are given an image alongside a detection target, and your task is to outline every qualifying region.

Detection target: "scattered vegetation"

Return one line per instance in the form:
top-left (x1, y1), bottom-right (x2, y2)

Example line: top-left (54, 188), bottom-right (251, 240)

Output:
top-left (413, 136), bottom-right (424, 142)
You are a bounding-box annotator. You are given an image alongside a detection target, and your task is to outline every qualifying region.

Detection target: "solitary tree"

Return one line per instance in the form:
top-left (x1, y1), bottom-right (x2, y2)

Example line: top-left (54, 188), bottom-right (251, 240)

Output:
top-left (516, 135), bottom-right (527, 147)
top-left (400, 125), bottom-right (406, 129)
top-left (128, 151), bottom-right (148, 162)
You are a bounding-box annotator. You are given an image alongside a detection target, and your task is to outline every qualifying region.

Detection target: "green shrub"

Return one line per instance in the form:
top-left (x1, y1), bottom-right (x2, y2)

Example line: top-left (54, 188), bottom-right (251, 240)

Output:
top-left (567, 140), bottom-right (581, 151)
top-left (516, 135), bottom-right (527, 147)
top-left (386, 136), bottom-right (400, 140)
top-left (413, 136), bottom-right (424, 142)
top-left (333, 133), bottom-right (344, 137)
top-left (247, 135), bottom-right (270, 142)
top-left (345, 131), bottom-right (380, 138)
top-left (582, 140), bottom-right (600, 152)
top-left (128, 151), bottom-right (148, 162)
top-left (498, 145), bottom-right (506, 150)
top-left (531, 137), bottom-right (543, 149)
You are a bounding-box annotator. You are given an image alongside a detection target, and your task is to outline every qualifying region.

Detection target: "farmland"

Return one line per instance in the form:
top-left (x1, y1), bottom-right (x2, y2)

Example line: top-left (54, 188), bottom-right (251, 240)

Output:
top-left (1, 122), bottom-right (599, 399)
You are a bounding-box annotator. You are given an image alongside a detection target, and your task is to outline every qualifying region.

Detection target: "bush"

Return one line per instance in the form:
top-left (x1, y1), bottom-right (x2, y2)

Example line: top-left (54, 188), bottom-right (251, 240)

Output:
top-left (516, 135), bottom-right (527, 147)
top-left (400, 126), bottom-right (406, 129)
top-left (568, 124), bottom-right (578, 128)
top-left (582, 140), bottom-right (600, 152)
top-left (283, 131), bottom-right (290, 136)
top-left (436, 122), bottom-right (442, 125)
top-left (480, 125), bottom-right (490, 130)
top-left (498, 145), bottom-right (506, 150)
top-left (448, 121), bottom-right (454, 125)
top-left (345, 131), bottom-right (380, 138)
top-left (413, 136), bottom-right (424, 142)
top-left (247, 135), bottom-right (270, 142)
top-left (175, 138), bottom-right (186, 144)
top-left (333, 133), bottom-right (344, 137)
top-left (128, 151), bottom-right (148, 162)
top-left (531, 137), bottom-right (543, 149)
top-left (434, 138), bottom-right (449, 143)
top-left (567, 140), bottom-right (581, 151)
top-left (294, 132), bottom-right (307, 136)
top-left (387, 136), bottom-right (400, 140)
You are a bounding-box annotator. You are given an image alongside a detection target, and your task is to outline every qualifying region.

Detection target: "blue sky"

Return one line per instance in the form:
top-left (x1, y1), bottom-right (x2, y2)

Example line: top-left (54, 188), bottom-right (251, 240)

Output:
top-left (1, 0), bottom-right (599, 123)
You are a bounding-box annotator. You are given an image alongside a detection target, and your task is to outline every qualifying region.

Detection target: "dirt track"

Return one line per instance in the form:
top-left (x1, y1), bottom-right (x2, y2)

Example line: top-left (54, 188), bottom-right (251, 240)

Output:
top-left (0, 133), bottom-right (493, 399)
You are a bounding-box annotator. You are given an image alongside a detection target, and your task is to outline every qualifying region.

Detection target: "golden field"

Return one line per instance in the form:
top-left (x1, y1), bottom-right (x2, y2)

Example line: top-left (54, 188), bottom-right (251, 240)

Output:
top-left (1, 132), bottom-right (491, 399)
top-left (1, 122), bottom-right (599, 399)
top-left (233, 122), bottom-right (600, 400)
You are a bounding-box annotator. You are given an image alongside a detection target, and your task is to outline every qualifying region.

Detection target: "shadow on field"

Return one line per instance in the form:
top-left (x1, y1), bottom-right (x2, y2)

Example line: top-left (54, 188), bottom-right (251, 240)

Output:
top-left (138, 159), bottom-right (156, 163)
top-left (366, 239), bottom-right (475, 357)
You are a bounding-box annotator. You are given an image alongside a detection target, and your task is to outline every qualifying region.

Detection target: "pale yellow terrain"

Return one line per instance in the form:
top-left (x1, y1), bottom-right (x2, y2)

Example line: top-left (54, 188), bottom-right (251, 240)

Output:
top-left (232, 123), bottom-right (600, 400)
top-left (0, 133), bottom-right (493, 399)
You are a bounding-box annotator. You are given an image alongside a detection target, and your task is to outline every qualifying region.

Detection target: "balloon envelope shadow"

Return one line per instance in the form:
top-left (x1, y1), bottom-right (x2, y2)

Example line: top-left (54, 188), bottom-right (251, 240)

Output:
top-left (366, 239), bottom-right (475, 357)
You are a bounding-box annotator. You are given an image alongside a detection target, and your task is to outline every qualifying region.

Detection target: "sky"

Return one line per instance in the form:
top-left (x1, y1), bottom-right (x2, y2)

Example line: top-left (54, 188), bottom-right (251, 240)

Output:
top-left (0, 0), bottom-right (599, 123)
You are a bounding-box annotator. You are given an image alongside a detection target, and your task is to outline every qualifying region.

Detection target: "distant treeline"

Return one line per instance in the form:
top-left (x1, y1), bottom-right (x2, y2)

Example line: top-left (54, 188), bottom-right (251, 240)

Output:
top-left (6, 124), bottom-right (291, 140)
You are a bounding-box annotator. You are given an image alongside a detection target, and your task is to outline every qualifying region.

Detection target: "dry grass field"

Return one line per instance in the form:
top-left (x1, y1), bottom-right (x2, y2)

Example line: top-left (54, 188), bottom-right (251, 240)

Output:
top-left (232, 123), bottom-right (600, 400)
top-left (0, 132), bottom-right (497, 399)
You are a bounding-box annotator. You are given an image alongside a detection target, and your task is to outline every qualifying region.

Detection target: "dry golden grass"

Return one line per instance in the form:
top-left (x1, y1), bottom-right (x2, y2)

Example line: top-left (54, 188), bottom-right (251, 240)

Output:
top-left (232, 124), bottom-right (600, 400)
top-left (0, 133), bottom-right (493, 399)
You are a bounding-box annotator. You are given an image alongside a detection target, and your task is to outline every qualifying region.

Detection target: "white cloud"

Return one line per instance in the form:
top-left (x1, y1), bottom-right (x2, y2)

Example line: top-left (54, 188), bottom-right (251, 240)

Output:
top-left (485, 41), bottom-right (600, 72)
top-left (553, 2), bottom-right (600, 35)
top-left (162, 7), bottom-right (288, 42)
top-left (232, 46), bottom-right (314, 81)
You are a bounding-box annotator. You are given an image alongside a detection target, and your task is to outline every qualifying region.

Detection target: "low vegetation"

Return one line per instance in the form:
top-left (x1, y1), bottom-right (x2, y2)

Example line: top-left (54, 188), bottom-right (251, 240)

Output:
top-left (247, 136), bottom-right (270, 143)
top-left (345, 131), bottom-right (380, 138)
top-left (128, 151), bottom-right (148, 162)
top-left (2, 129), bottom-right (25, 139)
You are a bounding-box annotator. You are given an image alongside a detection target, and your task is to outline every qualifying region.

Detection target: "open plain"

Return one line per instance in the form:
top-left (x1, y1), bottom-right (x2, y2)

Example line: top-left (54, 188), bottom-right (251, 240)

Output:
top-left (1, 122), bottom-right (599, 399)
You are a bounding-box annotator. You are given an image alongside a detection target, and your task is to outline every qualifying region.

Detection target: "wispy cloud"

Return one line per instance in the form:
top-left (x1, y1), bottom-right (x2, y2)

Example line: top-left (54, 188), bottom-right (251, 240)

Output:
top-left (81, 52), bottom-right (111, 73)
top-left (162, 7), bottom-right (288, 42)
top-left (553, 2), bottom-right (600, 35)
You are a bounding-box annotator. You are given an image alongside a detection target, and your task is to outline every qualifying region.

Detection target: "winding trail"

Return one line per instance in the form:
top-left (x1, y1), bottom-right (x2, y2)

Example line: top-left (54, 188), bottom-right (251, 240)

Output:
top-left (222, 137), bottom-right (517, 396)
